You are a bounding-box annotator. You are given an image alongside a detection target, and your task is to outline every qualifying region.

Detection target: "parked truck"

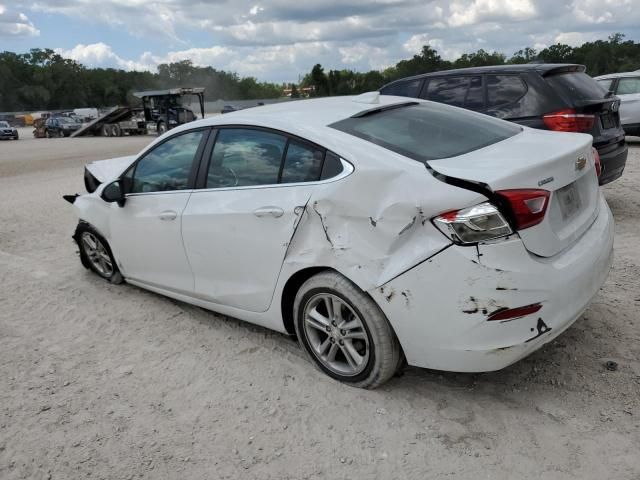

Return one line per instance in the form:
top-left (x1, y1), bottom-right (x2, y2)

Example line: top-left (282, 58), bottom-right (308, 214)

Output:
top-left (72, 87), bottom-right (205, 138)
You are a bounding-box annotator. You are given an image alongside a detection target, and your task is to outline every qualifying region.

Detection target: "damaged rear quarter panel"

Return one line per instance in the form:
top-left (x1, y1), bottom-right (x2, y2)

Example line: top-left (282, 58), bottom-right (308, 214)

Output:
top-left (279, 141), bottom-right (483, 293)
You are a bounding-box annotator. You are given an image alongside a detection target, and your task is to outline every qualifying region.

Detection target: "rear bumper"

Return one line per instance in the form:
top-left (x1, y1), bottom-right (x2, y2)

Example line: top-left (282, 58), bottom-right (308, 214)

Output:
top-left (596, 138), bottom-right (627, 185)
top-left (370, 194), bottom-right (614, 372)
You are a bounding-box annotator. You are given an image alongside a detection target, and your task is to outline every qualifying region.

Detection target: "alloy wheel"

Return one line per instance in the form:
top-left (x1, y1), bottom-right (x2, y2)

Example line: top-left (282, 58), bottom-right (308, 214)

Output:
top-left (302, 293), bottom-right (370, 376)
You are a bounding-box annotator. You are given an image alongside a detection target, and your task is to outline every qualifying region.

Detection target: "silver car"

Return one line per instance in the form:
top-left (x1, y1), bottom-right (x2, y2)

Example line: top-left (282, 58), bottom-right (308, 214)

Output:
top-left (595, 71), bottom-right (640, 137)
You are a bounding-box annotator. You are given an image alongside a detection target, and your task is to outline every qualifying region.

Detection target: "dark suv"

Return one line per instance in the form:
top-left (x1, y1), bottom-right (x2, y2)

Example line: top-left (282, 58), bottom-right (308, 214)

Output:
top-left (44, 116), bottom-right (82, 138)
top-left (380, 64), bottom-right (627, 185)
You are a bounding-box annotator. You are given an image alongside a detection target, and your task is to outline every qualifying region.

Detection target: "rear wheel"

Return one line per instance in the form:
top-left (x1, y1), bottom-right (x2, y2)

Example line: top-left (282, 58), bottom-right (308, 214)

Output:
top-left (111, 124), bottom-right (121, 137)
top-left (157, 122), bottom-right (167, 135)
top-left (293, 271), bottom-right (401, 389)
top-left (74, 223), bottom-right (123, 284)
top-left (101, 124), bottom-right (111, 137)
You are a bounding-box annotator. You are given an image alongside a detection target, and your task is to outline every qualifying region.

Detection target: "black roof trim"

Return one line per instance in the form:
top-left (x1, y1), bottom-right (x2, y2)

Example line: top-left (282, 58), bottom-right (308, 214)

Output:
top-left (381, 63), bottom-right (586, 88)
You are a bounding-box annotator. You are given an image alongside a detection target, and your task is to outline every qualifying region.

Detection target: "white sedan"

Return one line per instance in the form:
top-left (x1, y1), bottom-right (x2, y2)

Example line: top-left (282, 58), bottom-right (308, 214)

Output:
top-left (66, 93), bottom-right (614, 388)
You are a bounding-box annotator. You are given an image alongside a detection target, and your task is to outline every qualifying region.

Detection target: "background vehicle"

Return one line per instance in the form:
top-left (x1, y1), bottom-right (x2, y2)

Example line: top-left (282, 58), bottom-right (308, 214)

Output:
top-left (134, 87), bottom-right (205, 135)
top-left (72, 107), bottom-right (147, 138)
top-left (44, 116), bottom-right (82, 137)
top-left (0, 121), bottom-right (18, 140)
top-left (595, 71), bottom-right (640, 137)
top-left (221, 105), bottom-right (237, 114)
top-left (65, 95), bottom-right (614, 388)
top-left (380, 64), bottom-right (628, 185)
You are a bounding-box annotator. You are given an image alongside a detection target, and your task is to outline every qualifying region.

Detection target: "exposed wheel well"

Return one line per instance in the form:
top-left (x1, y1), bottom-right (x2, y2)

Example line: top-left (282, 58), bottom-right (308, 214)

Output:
top-left (280, 267), bottom-right (330, 335)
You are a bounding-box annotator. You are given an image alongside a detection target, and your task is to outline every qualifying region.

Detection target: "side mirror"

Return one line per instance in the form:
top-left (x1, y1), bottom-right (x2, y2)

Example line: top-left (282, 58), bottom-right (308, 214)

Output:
top-left (101, 180), bottom-right (125, 207)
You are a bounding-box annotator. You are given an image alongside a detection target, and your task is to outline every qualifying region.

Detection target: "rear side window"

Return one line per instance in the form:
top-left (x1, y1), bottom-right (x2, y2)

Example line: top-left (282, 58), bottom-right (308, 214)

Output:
top-left (616, 77), bottom-right (640, 95)
top-left (381, 79), bottom-right (423, 97)
top-left (424, 77), bottom-right (468, 107)
top-left (486, 75), bottom-right (527, 107)
top-left (545, 72), bottom-right (607, 101)
top-left (330, 103), bottom-right (521, 162)
top-left (207, 129), bottom-right (286, 188)
top-left (423, 76), bottom-right (484, 109)
top-left (280, 140), bottom-right (324, 183)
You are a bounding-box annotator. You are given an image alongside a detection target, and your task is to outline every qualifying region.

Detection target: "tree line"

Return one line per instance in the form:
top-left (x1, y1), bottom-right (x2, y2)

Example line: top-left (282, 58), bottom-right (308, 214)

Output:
top-left (1, 34), bottom-right (639, 111)
top-left (299, 33), bottom-right (640, 96)
top-left (0, 49), bottom-right (283, 112)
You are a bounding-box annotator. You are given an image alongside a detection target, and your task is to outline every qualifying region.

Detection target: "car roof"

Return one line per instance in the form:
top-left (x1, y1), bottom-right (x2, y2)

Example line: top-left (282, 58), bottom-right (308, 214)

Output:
top-left (594, 71), bottom-right (640, 80)
top-left (383, 63), bottom-right (585, 85)
top-left (190, 94), bottom-right (416, 130)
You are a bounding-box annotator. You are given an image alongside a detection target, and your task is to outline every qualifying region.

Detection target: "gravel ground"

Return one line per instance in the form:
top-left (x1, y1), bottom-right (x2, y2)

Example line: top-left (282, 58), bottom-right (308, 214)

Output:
top-left (0, 130), bottom-right (639, 480)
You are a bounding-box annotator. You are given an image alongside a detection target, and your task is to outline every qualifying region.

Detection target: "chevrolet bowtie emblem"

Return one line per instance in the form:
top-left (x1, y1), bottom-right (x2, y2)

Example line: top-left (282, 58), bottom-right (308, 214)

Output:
top-left (575, 156), bottom-right (587, 171)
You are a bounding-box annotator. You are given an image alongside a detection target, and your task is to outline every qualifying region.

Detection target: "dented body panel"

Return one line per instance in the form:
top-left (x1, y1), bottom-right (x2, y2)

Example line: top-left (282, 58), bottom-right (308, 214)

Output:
top-left (370, 194), bottom-right (614, 371)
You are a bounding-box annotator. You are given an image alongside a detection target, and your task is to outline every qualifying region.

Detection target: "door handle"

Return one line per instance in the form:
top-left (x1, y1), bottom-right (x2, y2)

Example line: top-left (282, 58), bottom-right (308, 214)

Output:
top-left (159, 210), bottom-right (178, 221)
top-left (253, 206), bottom-right (284, 218)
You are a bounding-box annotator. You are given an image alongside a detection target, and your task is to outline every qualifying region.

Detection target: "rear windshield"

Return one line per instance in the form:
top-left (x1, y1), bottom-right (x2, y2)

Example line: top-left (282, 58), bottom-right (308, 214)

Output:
top-left (545, 72), bottom-right (608, 101)
top-left (330, 103), bottom-right (521, 162)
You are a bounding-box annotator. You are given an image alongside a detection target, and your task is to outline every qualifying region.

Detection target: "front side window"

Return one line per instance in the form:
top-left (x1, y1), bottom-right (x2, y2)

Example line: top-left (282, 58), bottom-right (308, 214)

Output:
top-left (129, 130), bottom-right (205, 193)
top-left (486, 75), bottom-right (527, 108)
top-left (206, 129), bottom-right (286, 188)
top-left (616, 77), bottom-right (640, 95)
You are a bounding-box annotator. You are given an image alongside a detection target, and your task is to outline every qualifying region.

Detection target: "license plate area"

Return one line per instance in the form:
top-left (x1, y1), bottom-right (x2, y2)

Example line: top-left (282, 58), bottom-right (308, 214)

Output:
top-left (556, 182), bottom-right (582, 220)
top-left (600, 112), bottom-right (618, 129)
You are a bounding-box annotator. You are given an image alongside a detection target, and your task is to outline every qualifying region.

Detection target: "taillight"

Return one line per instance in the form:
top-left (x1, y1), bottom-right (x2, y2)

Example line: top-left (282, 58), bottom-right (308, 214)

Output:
top-left (495, 189), bottom-right (550, 230)
top-left (433, 202), bottom-right (513, 244)
top-left (592, 147), bottom-right (602, 177)
top-left (543, 108), bottom-right (594, 133)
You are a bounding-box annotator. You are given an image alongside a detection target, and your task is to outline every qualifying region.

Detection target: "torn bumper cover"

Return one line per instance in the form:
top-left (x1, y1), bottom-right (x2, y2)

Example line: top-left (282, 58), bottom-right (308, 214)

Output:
top-left (370, 195), bottom-right (614, 372)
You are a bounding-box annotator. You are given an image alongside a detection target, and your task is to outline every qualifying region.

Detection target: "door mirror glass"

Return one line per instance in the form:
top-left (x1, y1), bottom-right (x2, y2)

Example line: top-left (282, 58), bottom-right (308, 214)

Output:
top-left (101, 180), bottom-right (125, 206)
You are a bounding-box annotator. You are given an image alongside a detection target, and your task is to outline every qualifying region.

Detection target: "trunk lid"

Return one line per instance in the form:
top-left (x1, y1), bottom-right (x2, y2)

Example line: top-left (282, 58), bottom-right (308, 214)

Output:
top-left (427, 128), bottom-right (600, 257)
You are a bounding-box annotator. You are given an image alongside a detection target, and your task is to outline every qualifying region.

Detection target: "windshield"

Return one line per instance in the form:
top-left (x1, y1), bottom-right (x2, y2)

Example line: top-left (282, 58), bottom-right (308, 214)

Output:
top-left (58, 117), bottom-right (77, 124)
top-left (0, 121), bottom-right (9, 128)
top-left (330, 102), bottom-right (521, 162)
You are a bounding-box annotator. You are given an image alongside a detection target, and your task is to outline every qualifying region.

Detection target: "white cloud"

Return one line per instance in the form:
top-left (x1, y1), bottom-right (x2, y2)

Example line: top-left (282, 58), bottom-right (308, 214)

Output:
top-left (0, 4), bottom-right (39, 36)
top-left (10, 0), bottom-right (640, 82)
top-left (55, 43), bottom-right (153, 71)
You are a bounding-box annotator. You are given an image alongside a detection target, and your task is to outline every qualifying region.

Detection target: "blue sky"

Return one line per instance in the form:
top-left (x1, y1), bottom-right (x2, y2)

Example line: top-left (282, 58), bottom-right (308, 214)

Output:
top-left (1, 1), bottom-right (639, 83)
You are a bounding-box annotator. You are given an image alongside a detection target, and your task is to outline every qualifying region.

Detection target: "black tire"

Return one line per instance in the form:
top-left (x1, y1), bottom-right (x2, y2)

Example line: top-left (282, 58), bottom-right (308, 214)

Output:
top-left (13, 133), bottom-right (19, 140)
top-left (46, 129), bottom-right (52, 138)
top-left (293, 271), bottom-right (401, 389)
top-left (111, 124), bottom-right (121, 137)
top-left (101, 124), bottom-right (111, 137)
top-left (73, 222), bottom-right (124, 284)
top-left (157, 122), bottom-right (167, 136)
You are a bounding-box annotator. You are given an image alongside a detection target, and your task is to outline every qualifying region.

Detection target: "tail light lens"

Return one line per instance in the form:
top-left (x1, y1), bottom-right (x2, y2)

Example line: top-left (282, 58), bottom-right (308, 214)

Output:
top-left (496, 189), bottom-right (550, 230)
top-left (543, 108), bottom-right (594, 133)
top-left (592, 147), bottom-right (602, 177)
top-left (433, 202), bottom-right (512, 244)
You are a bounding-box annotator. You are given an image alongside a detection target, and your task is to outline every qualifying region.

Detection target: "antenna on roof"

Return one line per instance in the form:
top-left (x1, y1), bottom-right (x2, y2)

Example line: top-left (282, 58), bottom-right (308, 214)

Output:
top-left (352, 92), bottom-right (380, 104)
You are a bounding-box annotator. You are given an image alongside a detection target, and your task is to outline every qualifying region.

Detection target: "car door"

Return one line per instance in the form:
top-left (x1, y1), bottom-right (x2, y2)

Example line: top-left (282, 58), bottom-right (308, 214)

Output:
top-left (109, 128), bottom-right (209, 292)
top-left (181, 127), bottom-right (338, 313)
top-left (614, 77), bottom-right (640, 127)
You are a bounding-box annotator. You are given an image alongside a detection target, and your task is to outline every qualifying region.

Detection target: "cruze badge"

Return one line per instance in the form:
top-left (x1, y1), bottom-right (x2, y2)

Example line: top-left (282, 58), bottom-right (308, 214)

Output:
top-left (575, 156), bottom-right (587, 171)
top-left (538, 176), bottom-right (554, 186)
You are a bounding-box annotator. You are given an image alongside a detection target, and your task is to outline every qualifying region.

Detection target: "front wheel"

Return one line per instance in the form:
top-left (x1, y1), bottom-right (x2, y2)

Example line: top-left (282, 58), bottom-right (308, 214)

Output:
top-left (157, 122), bottom-right (167, 135)
top-left (74, 223), bottom-right (123, 284)
top-left (293, 271), bottom-right (402, 389)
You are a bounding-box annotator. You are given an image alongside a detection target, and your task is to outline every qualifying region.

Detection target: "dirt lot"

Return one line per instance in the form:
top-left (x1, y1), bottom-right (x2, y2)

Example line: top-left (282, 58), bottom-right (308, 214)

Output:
top-left (1, 129), bottom-right (639, 480)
